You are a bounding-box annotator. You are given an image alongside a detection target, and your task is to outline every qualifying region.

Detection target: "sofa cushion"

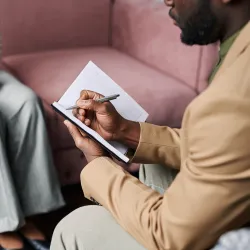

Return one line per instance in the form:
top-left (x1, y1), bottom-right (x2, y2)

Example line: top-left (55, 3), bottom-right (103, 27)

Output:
top-left (53, 148), bottom-right (87, 185)
top-left (3, 47), bottom-right (197, 150)
top-left (112, 0), bottom-right (218, 92)
top-left (1, 0), bottom-right (110, 56)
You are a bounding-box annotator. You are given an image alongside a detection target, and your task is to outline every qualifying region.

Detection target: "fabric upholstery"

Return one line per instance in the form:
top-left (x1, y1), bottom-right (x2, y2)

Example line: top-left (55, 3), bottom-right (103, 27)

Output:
top-left (3, 47), bottom-right (197, 126)
top-left (112, 0), bottom-right (218, 92)
top-left (0, 34), bottom-right (4, 69)
top-left (53, 149), bottom-right (87, 185)
top-left (1, 0), bottom-right (110, 56)
top-left (0, 34), bottom-right (2, 58)
top-left (3, 47), bottom-right (197, 184)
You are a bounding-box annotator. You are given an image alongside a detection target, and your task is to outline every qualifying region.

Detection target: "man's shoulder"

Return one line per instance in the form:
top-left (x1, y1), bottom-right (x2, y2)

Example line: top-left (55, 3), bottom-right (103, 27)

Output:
top-left (206, 45), bottom-right (250, 96)
top-left (186, 47), bottom-right (250, 120)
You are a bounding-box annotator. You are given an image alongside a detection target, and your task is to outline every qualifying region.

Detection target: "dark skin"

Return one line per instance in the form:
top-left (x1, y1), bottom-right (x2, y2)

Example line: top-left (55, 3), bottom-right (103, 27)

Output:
top-left (66, 90), bottom-right (140, 162)
top-left (165, 0), bottom-right (250, 44)
top-left (65, 0), bottom-right (250, 163)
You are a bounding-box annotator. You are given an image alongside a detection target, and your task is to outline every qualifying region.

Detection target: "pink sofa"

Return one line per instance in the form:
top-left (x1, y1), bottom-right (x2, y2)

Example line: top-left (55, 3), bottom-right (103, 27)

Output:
top-left (1, 0), bottom-right (218, 185)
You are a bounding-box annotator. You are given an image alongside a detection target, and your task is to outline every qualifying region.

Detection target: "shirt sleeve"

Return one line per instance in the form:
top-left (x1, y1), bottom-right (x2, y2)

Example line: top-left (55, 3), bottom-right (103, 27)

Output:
top-left (132, 123), bottom-right (181, 169)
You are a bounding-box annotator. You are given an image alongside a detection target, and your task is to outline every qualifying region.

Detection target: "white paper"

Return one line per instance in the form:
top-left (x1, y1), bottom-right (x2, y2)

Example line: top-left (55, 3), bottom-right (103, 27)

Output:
top-left (57, 61), bottom-right (149, 155)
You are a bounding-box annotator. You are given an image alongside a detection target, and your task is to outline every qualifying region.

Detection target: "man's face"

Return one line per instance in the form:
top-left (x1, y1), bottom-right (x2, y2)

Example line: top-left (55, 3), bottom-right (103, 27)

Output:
top-left (166, 0), bottom-right (221, 45)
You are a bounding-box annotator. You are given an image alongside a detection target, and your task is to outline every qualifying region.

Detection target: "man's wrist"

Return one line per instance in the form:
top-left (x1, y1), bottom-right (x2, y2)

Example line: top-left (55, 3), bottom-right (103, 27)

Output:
top-left (85, 154), bottom-right (109, 163)
top-left (115, 119), bottom-right (141, 150)
top-left (85, 155), bottom-right (97, 163)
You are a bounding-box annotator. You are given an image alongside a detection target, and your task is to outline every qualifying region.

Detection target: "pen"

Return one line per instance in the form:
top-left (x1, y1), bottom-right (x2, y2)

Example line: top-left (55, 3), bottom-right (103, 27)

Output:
top-left (66, 94), bottom-right (120, 110)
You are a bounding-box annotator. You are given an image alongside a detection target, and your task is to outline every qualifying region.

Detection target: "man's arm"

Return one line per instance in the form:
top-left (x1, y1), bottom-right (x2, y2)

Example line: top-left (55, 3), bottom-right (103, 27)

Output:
top-left (119, 120), bottom-right (181, 169)
top-left (73, 89), bottom-right (182, 169)
top-left (81, 93), bottom-right (250, 250)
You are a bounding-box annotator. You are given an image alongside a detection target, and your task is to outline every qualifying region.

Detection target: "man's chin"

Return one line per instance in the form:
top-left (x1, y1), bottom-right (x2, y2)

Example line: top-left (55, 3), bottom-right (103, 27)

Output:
top-left (180, 37), bottom-right (196, 46)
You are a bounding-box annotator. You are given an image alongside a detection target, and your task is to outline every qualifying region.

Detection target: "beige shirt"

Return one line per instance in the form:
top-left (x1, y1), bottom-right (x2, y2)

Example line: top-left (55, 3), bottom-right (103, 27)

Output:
top-left (81, 22), bottom-right (250, 250)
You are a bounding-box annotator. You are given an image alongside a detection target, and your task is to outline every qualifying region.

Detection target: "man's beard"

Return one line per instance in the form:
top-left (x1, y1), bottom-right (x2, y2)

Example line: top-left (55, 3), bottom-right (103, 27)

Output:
top-left (170, 2), bottom-right (220, 46)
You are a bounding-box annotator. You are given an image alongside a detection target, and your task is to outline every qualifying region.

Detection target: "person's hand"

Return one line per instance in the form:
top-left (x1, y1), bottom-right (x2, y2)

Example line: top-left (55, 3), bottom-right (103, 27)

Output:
top-left (64, 120), bottom-right (108, 162)
top-left (73, 90), bottom-right (127, 141)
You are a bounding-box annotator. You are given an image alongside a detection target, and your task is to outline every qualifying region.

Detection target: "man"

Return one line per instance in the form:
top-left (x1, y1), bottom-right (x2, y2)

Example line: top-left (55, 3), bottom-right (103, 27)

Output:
top-left (0, 38), bottom-right (65, 250)
top-left (51, 0), bottom-right (250, 249)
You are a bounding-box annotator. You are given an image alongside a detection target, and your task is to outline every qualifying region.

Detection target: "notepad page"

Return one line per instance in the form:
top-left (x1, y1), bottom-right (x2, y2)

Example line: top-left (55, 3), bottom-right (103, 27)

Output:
top-left (52, 102), bottom-right (130, 163)
top-left (58, 61), bottom-right (148, 122)
top-left (57, 61), bottom-right (148, 155)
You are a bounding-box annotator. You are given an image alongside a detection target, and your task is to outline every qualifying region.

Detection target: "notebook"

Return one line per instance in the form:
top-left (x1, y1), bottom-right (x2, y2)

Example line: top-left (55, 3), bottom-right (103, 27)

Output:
top-left (51, 61), bottom-right (149, 163)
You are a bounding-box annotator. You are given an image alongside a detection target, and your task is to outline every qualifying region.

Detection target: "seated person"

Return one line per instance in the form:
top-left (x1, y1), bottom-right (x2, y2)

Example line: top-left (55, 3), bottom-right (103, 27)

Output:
top-left (0, 40), bottom-right (65, 250)
top-left (50, 0), bottom-right (250, 249)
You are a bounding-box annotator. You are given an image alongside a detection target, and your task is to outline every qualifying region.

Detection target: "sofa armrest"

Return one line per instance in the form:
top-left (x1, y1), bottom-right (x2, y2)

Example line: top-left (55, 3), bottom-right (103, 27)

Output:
top-left (1, 0), bottom-right (111, 56)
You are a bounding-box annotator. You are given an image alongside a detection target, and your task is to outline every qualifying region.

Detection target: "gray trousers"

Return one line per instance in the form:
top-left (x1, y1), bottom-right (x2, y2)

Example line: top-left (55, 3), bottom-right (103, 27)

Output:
top-left (50, 165), bottom-right (177, 250)
top-left (0, 71), bottom-right (65, 233)
top-left (51, 164), bottom-right (250, 250)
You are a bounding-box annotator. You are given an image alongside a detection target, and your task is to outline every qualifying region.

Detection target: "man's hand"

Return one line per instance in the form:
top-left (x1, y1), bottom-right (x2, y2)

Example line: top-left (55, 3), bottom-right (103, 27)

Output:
top-left (64, 120), bottom-right (108, 162)
top-left (73, 90), bottom-right (126, 141)
top-left (73, 90), bottom-right (141, 149)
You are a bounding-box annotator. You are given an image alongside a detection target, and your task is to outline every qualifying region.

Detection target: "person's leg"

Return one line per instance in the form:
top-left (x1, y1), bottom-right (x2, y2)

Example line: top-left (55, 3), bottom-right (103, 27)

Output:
top-left (51, 206), bottom-right (145, 250)
top-left (52, 158), bottom-right (249, 250)
top-left (0, 112), bottom-right (24, 231)
top-left (0, 113), bottom-right (27, 249)
top-left (0, 71), bottom-right (65, 248)
top-left (139, 163), bottom-right (178, 194)
top-left (50, 164), bottom-right (178, 250)
top-left (0, 71), bottom-right (65, 221)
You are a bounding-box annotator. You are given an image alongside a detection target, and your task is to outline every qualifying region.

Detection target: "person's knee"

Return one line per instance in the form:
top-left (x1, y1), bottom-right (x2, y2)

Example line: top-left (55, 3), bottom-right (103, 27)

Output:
top-left (0, 72), bottom-right (40, 117)
top-left (18, 86), bottom-right (39, 107)
top-left (12, 87), bottom-right (41, 122)
top-left (54, 206), bottom-right (107, 234)
top-left (54, 207), bottom-right (85, 234)
top-left (0, 71), bottom-right (37, 102)
top-left (51, 206), bottom-right (112, 250)
top-left (51, 208), bottom-right (83, 250)
top-left (51, 206), bottom-right (144, 250)
top-left (14, 86), bottom-right (43, 124)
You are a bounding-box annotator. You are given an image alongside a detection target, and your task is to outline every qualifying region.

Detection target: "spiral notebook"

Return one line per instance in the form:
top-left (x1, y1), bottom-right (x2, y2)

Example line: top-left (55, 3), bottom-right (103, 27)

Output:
top-left (51, 61), bottom-right (148, 163)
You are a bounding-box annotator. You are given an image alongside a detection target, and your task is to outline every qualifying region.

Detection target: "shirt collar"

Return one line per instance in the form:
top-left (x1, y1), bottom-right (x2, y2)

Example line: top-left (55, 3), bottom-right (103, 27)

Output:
top-left (219, 29), bottom-right (243, 59)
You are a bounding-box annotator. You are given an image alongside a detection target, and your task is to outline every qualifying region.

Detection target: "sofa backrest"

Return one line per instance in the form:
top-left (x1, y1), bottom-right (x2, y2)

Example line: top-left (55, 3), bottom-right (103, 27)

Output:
top-left (0, 0), bottom-right (111, 56)
top-left (112, 0), bottom-right (219, 92)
